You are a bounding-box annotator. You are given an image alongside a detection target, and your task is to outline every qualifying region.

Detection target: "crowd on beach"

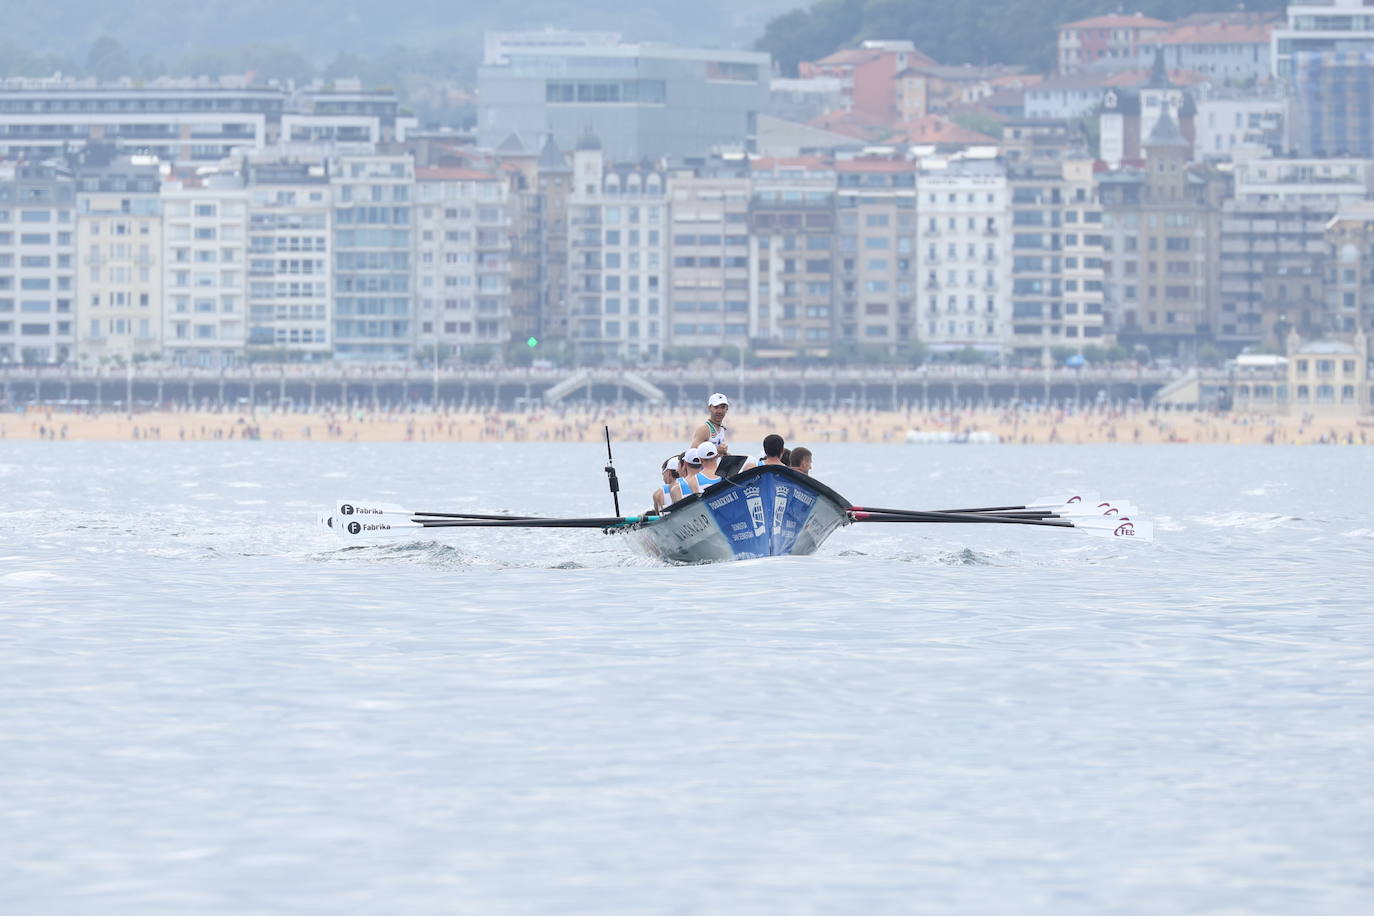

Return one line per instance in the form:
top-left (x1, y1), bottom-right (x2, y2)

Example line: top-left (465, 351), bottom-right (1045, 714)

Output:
top-left (2, 399), bottom-right (1371, 446)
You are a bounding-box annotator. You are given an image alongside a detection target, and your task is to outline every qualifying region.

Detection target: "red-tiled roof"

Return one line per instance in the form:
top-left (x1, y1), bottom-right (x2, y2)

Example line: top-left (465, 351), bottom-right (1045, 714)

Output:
top-left (1105, 67), bottom-right (1213, 87)
top-left (891, 115), bottom-right (998, 146)
top-left (1061, 14), bottom-right (1169, 30)
top-left (835, 158), bottom-right (914, 173)
top-left (807, 109), bottom-right (894, 140)
top-left (1149, 23), bottom-right (1272, 46)
top-left (812, 46), bottom-right (937, 69)
top-left (416, 166), bottom-right (498, 181)
top-left (751, 156), bottom-right (834, 171)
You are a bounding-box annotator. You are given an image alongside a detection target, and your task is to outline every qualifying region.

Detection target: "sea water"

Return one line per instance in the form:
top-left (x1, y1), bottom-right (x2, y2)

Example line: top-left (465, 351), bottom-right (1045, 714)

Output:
top-left (1, 442), bottom-right (1371, 914)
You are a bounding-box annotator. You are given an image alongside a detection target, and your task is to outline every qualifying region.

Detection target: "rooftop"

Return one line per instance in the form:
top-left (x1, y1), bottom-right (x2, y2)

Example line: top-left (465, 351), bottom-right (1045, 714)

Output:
top-left (1061, 13), bottom-right (1170, 31)
top-left (1148, 23), bottom-right (1273, 46)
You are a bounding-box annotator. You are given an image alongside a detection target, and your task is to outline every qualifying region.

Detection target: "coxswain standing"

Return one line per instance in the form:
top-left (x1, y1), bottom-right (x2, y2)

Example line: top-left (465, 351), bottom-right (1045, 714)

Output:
top-left (691, 393), bottom-right (731, 455)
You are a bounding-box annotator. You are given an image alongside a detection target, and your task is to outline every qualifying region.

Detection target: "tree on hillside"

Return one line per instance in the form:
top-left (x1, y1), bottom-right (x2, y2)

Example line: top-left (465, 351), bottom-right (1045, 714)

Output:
top-left (756, 0), bottom-right (1286, 73)
top-left (86, 36), bottom-right (134, 81)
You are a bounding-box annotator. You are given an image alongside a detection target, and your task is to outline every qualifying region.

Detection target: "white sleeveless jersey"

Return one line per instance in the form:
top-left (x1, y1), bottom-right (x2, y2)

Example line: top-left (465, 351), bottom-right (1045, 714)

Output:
top-left (704, 420), bottom-right (729, 448)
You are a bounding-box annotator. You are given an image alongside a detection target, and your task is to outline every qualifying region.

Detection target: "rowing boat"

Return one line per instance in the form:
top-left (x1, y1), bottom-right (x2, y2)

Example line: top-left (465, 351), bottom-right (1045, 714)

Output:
top-left (321, 425), bottom-right (1154, 561)
top-left (610, 464), bottom-right (852, 564)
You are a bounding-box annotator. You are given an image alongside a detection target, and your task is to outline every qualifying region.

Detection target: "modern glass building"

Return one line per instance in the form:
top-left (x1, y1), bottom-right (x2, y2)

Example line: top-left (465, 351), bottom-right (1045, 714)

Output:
top-left (478, 33), bottom-right (769, 163)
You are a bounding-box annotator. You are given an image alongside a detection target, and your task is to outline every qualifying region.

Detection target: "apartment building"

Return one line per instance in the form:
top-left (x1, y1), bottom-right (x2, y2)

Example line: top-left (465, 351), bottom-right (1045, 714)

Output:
top-left (1324, 202), bottom-right (1374, 336)
top-left (1057, 13), bottom-right (1170, 73)
top-left (0, 78), bottom-right (414, 164)
top-left (916, 159), bottom-right (1010, 357)
top-left (800, 41), bottom-right (936, 122)
top-left (331, 154), bottom-right (415, 360)
top-left (1098, 112), bottom-right (1225, 357)
top-left (1007, 162), bottom-right (1067, 361)
top-left (1194, 96), bottom-right (1285, 159)
top-left (245, 160), bottom-right (333, 359)
top-left (414, 164), bottom-right (512, 356)
top-left (1217, 152), bottom-right (1371, 349)
top-left (666, 160), bottom-right (752, 356)
top-left (282, 83), bottom-right (415, 147)
top-left (1140, 22), bottom-right (1274, 83)
top-left (748, 157), bottom-right (838, 352)
top-left (74, 156), bottom-right (161, 364)
top-left (0, 162), bottom-right (76, 364)
top-left (834, 157), bottom-right (917, 349)
top-left (161, 172), bottom-right (249, 367)
top-left (1060, 158), bottom-right (1109, 345)
top-left (567, 138), bottom-right (668, 362)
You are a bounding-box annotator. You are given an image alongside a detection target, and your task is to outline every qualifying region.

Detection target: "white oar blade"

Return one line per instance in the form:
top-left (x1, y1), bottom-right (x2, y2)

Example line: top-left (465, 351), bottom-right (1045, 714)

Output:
top-left (1073, 515), bottom-right (1154, 543)
top-left (1032, 493), bottom-right (1100, 509)
top-left (330, 515), bottom-right (431, 541)
top-left (1047, 501), bottom-right (1137, 519)
top-left (335, 500), bottom-right (413, 519)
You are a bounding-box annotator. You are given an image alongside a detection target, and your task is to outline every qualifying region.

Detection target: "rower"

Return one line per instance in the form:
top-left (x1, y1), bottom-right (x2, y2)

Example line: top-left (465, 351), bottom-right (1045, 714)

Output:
top-left (787, 446), bottom-right (813, 476)
top-left (652, 454), bottom-right (680, 512)
top-left (672, 448), bottom-right (704, 502)
top-left (693, 442), bottom-right (723, 489)
top-left (691, 392), bottom-right (731, 455)
top-left (758, 434), bottom-right (786, 466)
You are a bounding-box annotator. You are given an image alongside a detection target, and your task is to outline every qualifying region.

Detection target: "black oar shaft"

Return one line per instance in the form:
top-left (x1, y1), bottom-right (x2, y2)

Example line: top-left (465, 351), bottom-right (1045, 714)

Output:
top-left (416, 515), bottom-right (655, 529)
top-left (850, 510), bottom-right (1073, 529)
top-left (411, 511), bottom-right (539, 521)
top-left (854, 505), bottom-right (1056, 520)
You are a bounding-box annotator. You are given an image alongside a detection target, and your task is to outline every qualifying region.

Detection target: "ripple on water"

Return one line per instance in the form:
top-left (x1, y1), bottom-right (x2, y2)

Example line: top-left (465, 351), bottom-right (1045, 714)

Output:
top-left (0, 441), bottom-right (1371, 914)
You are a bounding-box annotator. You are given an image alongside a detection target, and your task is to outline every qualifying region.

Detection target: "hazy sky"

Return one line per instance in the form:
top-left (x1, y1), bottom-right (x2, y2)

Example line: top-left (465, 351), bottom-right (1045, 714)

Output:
top-left (5, 0), bottom-right (800, 60)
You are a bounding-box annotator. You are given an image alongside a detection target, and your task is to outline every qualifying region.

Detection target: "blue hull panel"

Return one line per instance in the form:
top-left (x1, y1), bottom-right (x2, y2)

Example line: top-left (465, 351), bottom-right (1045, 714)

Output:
top-left (616, 466), bottom-right (850, 564)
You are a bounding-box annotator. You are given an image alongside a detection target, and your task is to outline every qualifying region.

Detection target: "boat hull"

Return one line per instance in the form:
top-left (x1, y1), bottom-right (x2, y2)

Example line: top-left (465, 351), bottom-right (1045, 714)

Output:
top-left (612, 465), bottom-right (851, 564)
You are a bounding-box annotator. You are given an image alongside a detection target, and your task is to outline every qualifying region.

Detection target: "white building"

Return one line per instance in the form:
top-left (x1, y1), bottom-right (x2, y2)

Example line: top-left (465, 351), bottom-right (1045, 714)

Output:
top-left (0, 162), bottom-right (76, 364)
top-left (567, 138), bottom-right (668, 362)
top-left (1141, 22), bottom-right (1274, 84)
top-left (161, 172), bottom-right (248, 366)
top-left (245, 160), bottom-right (332, 358)
top-left (74, 156), bottom-right (161, 365)
top-left (1024, 76), bottom-right (1113, 120)
top-left (1195, 96), bottom-right (1285, 159)
top-left (0, 77), bottom-right (413, 164)
top-left (414, 164), bottom-right (513, 357)
top-left (915, 158), bottom-right (1011, 355)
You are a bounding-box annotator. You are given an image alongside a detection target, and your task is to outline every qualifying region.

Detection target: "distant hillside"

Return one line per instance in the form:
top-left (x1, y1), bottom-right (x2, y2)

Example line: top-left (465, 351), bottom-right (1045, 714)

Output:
top-left (756, 0), bottom-right (1287, 75)
top-left (0, 0), bottom-right (796, 77)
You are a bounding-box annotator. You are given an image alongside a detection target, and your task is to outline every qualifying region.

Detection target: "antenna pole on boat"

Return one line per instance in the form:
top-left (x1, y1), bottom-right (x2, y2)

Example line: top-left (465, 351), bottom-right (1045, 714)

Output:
top-left (603, 425), bottom-right (621, 516)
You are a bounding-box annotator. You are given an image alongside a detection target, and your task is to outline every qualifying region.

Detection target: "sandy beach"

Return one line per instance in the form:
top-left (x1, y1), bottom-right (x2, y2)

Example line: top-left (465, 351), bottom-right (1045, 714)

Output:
top-left (3, 404), bottom-right (1372, 446)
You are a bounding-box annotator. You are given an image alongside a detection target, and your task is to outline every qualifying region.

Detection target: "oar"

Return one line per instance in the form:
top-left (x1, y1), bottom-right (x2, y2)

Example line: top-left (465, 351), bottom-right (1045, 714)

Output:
top-left (853, 500), bottom-right (1136, 521)
top-left (335, 500), bottom-right (538, 521)
top-left (923, 493), bottom-right (1105, 514)
top-left (330, 514), bottom-right (659, 540)
top-left (849, 509), bottom-right (1153, 542)
top-left (414, 516), bottom-right (656, 529)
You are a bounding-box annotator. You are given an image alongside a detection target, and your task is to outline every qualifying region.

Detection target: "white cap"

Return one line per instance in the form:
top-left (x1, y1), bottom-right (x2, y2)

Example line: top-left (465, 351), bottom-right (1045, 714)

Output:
top-left (697, 442), bottom-right (719, 462)
top-left (662, 456), bottom-right (679, 472)
top-left (682, 447), bottom-right (703, 466)
top-left (708, 392), bottom-right (729, 407)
